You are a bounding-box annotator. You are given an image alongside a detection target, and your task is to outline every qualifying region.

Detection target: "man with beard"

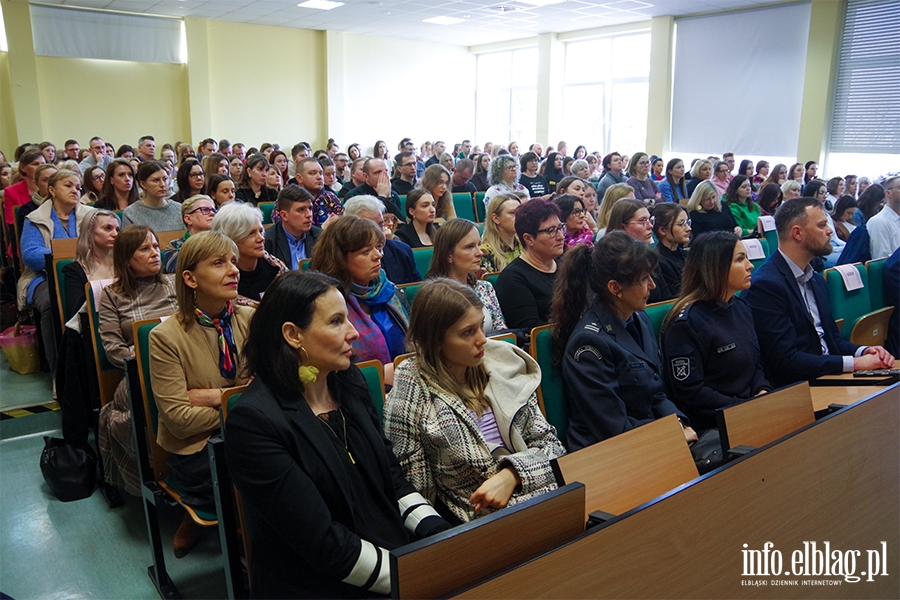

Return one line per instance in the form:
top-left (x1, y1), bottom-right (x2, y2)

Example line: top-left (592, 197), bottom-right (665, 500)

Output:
top-left (744, 197), bottom-right (894, 388)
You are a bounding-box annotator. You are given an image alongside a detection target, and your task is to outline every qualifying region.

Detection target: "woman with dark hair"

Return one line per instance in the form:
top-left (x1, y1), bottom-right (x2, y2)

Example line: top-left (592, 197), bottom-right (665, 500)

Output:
top-left (419, 164), bottom-right (456, 222)
top-left (854, 184), bottom-right (885, 227)
top-left (825, 176), bottom-right (845, 212)
top-left (542, 152), bottom-right (565, 189)
top-left (724, 175), bottom-right (760, 238)
top-left (471, 153), bottom-right (491, 192)
top-left (550, 232), bottom-right (696, 450)
top-left (518, 151), bottom-right (551, 199)
top-left (347, 142), bottom-right (362, 161)
top-left (115, 145), bottom-right (134, 159)
top-left (788, 162), bottom-right (805, 184)
top-left (96, 158), bottom-right (138, 211)
top-left (98, 225), bottom-right (178, 498)
top-left (804, 161), bottom-right (818, 184)
top-left (495, 200), bottom-right (565, 330)
top-left (269, 150), bottom-right (290, 187)
top-left (738, 159), bottom-right (755, 188)
top-left (225, 271), bottom-right (449, 598)
top-left (651, 203), bottom-right (691, 301)
top-left (555, 194), bottom-right (593, 249)
top-left (832, 195), bottom-right (859, 242)
top-left (650, 156), bottom-right (664, 182)
top-left (385, 278), bottom-right (563, 524)
top-left (207, 174), bottom-right (236, 208)
top-left (394, 188), bottom-right (439, 248)
top-left (15, 164), bottom-right (57, 232)
top-left (228, 155), bottom-right (243, 181)
top-left (373, 140), bottom-right (389, 160)
top-left (123, 161), bottom-right (183, 230)
top-left (3, 147), bottom-right (45, 227)
top-left (626, 152), bottom-right (661, 203)
top-left (150, 231), bottom-right (252, 556)
top-left (83, 165), bottom-right (106, 204)
top-left (212, 202), bottom-right (287, 304)
top-left (660, 231), bottom-right (771, 431)
top-left (426, 219), bottom-right (506, 332)
top-left (802, 179), bottom-right (828, 204)
top-left (572, 145), bottom-right (587, 160)
top-left (311, 215), bottom-right (410, 385)
top-left (756, 183), bottom-right (783, 216)
top-left (235, 154), bottom-right (277, 205)
top-left (173, 158), bottom-right (206, 204)
top-left (658, 158), bottom-right (688, 204)
top-left (562, 156), bottom-right (575, 177)
top-left (757, 163), bottom-right (787, 191)
top-left (484, 155), bottom-right (528, 205)
top-left (753, 161), bottom-right (769, 188)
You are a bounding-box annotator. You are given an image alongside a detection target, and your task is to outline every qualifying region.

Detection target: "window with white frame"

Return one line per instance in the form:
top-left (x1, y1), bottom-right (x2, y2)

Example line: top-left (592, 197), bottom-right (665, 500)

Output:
top-left (475, 48), bottom-right (538, 150)
top-left (562, 32), bottom-right (650, 157)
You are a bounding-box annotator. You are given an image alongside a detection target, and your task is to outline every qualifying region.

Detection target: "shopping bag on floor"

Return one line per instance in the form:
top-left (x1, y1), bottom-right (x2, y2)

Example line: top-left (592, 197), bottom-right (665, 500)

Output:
top-left (0, 322), bottom-right (41, 374)
top-left (40, 436), bottom-right (97, 502)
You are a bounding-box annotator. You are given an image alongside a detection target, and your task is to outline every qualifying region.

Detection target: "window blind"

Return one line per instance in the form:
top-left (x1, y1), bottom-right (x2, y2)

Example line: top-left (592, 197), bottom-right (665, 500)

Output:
top-left (830, 0), bottom-right (900, 153)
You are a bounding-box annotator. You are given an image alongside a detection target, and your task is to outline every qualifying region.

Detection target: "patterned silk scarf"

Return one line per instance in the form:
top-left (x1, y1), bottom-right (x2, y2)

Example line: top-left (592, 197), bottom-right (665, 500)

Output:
top-left (194, 301), bottom-right (237, 379)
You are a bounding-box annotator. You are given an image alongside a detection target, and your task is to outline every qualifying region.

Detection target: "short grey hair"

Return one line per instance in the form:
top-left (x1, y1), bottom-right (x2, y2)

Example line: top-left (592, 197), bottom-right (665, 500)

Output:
top-left (571, 159), bottom-right (590, 176)
top-left (343, 195), bottom-right (386, 216)
top-left (211, 202), bottom-right (262, 242)
top-left (489, 155), bottom-right (519, 186)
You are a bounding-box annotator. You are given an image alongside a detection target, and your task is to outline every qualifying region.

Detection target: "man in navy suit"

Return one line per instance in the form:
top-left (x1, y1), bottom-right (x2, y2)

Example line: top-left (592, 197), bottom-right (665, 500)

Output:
top-left (744, 197), bottom-right (893, 388)
top-left (342, 195), bottom-right (422, 285)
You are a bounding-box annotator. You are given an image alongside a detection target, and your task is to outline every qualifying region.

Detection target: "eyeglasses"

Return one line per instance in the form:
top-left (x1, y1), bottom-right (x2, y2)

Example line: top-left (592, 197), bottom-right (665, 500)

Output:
top-left (675, 218), bottom-right (692, 228)
top-left (536, 224), bottom-right (566, 236)
top-left (189, 172), bottom-right (205, 179)
top-left (92, 174), bottom-right (105, 182)
top-left (188, 206), bottom-right (217, 216)
top-left (571, 208), bottom-right (585, 216)
top-left (627, 216), bottom-right (655, 227)
top-left (716, 169), bottom-right (729, 174)
top-left (401, 162), bottom-right (417, 168)
top-left (505, 165), bottom-right (518, 172)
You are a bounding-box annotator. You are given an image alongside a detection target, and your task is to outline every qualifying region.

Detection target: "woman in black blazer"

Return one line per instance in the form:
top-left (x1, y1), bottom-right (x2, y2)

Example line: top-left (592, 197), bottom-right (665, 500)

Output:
top-left (225, 272), bottom-right (449, 598)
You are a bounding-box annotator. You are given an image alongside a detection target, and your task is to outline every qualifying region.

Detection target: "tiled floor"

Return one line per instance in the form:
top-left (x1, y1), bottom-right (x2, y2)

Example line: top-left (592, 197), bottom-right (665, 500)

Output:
top-left (0, 362), bottom-right (227, 599)
top-left (0, 352), bottom-right (53, 411)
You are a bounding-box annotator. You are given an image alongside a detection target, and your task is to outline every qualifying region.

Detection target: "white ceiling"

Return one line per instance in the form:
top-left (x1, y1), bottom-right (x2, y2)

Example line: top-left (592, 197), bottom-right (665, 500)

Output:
top-left (21, 0), bottom-right (786, 46)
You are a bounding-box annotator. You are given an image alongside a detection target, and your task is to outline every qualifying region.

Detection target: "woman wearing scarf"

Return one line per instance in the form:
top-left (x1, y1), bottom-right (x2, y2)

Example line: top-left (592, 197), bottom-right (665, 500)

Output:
top-left (312, 215), bottom-right (409, 387)
top-left (149, 231), bottom-right (252, 558)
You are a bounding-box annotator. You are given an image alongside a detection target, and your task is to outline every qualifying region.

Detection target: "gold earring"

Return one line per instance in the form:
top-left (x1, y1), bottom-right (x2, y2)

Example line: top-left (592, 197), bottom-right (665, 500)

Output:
top-left (298, 346), bottom-right (319, 385)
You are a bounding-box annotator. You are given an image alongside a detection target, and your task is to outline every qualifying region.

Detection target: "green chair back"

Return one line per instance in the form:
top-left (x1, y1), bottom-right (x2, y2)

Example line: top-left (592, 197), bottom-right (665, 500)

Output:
top-left (87, 284), bottom-right (115, 372)
top-left (398, 195), bottom-right (407, 216)
top-left (227, 393), bottom-right (243, 414)
top-left (259, 202), bottom-right (275, 224)
top-left (299, 258), bottom-right (311, 272)
top-left (481, 272), bottom-right (501, 288)
top-left (398, 282), bottom-right (422, 307)
top-left (475, 193), bottom-right (486, 222)
top-left (452, 193), bottom-right (477, 222)
top-left (530, 325), bottom-right (568, 445)
top-left (644, 300), bottom-right (676, 343)
top-left (135, 320), bottom-right (162, 439)
top-left (356, 360), bottom-right (385, 423)
top-left (412, 247), bottom-right (433, 280)
top-left (763, 229), bottom-right (778, 253)
top-left (824, 265), bottom-right (871, 339)
top-left (866, 258), bottom-right (887, 310)
top-left (55, 258), bottom-right (73, 324)
top-left (475, 223), bottom-right (485, 235)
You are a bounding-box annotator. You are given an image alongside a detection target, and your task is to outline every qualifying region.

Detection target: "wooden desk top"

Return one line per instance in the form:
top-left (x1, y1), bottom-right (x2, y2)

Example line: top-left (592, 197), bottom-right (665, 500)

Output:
top-left (810, 384), bottom-right (891, 412)
top-left (813, 360), bottom-right (899, 386)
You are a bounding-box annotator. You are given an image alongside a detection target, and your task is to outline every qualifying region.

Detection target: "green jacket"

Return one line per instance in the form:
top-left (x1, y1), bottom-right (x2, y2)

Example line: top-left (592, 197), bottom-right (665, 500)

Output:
top-left (728, 199), bottom-right (761, 237)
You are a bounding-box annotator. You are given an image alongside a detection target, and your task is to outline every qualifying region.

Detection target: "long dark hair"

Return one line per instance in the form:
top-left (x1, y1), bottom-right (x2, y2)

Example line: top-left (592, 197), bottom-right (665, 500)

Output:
top-left (550, 231), bottom-right (658, 363)
top-left (544, 152), bottom-right (564, 184)
top-left (662, 231), bottom-right (739, 333)
top-left (665, 158), bottom-right (687, 199)
top-left (725, 175), bottom-right (757, 209)
top-left (857, 184), bottom-right (885, 221)
top-left (243, 271), bottom-right (367, 404)
top-left (426, 218), bottom-right (479, 284)
top-left (756, 183), bottom-right (783, 215)
top-left (98, 158), bottom-right (139, 209)
top-left (174, 158), bottom-right (204, 202)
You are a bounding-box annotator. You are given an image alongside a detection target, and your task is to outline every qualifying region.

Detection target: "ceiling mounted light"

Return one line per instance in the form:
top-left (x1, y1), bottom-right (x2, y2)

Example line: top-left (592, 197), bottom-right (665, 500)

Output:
top-left (297, 0), bottom-right (344, 10)
top-left (517, 0), bottom-right (567, 6)
top-left (423, 16), bottom-right (465, 25)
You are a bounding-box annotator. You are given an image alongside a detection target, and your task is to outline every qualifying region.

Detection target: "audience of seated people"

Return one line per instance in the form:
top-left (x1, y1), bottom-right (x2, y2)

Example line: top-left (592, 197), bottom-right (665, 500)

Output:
top-left (3, 134), bottom-right (898, 596)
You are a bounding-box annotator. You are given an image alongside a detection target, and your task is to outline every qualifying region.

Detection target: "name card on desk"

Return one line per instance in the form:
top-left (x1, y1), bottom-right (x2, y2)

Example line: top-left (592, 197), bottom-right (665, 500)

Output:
top-left (834, 264), bottom-right (863, 291)
top-left (758, 215), bottom-right (776, 232)
top-left (743, 238), bottom-right (765, 260)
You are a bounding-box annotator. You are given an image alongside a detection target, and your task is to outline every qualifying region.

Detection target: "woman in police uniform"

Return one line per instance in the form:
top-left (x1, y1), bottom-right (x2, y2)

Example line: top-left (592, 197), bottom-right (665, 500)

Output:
top-left (550, 231), bottom-right (697, 451)
top-left (660, 231), bottom-right (771, 431)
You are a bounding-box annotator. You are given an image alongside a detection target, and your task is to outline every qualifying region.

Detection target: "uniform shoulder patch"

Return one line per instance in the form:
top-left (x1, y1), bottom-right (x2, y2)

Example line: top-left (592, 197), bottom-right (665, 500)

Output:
top-left (671, 357), bottom-right (690, 381)
top-left (574, 345), bottom-right (602, 362)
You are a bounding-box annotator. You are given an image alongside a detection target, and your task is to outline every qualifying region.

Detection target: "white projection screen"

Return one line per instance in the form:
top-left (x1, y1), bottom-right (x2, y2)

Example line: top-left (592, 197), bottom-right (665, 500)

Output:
top-left (671, 2), bottom-right (811, 156)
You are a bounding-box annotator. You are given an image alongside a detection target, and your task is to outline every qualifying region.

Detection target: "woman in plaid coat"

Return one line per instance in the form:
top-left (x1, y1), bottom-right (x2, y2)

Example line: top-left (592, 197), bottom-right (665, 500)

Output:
top-left (384, 278), bottom-right (565, 524)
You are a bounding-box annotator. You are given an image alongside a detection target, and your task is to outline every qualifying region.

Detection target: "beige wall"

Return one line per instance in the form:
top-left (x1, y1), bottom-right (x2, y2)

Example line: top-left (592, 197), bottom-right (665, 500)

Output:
top-left (0, 51), bottom-right (16, 156)
top-left (339, 32), bottom-right (476, 156)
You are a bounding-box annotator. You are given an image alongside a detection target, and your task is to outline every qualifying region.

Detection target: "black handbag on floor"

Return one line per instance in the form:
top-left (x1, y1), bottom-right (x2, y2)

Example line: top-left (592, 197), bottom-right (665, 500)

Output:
top-left (40, 436), bottom-right (97, 502)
